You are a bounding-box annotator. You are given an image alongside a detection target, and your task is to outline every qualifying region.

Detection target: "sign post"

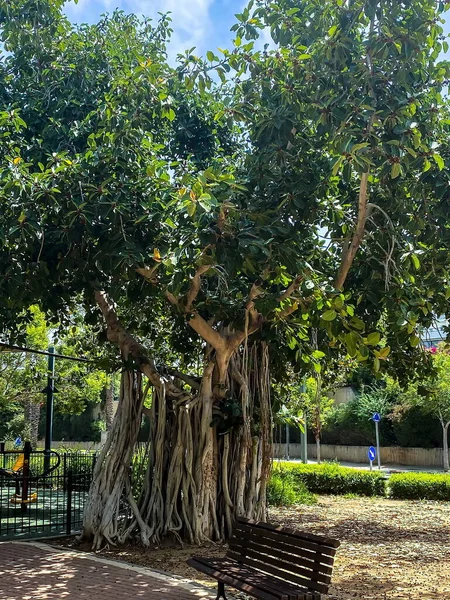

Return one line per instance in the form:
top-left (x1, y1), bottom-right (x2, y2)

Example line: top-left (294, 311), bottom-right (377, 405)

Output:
top-left (372, 413), bottom-right (381, 470)
top-left (368, 446), bottom-right (376, 471)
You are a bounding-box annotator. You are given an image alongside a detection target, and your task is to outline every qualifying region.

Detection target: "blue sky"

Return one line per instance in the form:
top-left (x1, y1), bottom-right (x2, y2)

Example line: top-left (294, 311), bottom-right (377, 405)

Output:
top-left (64, 0), bottom-right (248, 60)
top-left (64, 0), bottom-right (450, 61)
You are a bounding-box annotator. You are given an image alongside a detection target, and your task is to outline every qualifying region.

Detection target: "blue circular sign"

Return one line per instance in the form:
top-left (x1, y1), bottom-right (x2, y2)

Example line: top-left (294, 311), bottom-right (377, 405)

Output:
top-left (372, 412), bottom-right (381, 423)
top-left (368, 446), bottom-right (376, 461)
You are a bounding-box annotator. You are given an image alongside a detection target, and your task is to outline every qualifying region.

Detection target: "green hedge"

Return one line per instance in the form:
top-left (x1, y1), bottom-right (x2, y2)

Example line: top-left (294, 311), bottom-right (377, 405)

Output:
top-left (389, 472), bottom-right (450, 500)
top-left (267, 472), bottom-right (317, 506)
top-left (274, 462), bottom-right (386, 497)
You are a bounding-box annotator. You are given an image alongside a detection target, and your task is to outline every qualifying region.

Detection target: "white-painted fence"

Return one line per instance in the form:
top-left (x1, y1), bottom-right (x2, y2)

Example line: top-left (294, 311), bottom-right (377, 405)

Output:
top-left (274, 443), bottom-right (444, 467)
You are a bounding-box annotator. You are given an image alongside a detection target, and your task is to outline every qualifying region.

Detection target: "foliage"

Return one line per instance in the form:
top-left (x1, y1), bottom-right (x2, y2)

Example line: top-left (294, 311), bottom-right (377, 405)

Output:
top-left (1, 0), bottom-right (450, 386)
top-left (275, 461), bottom-right (386, 496)
top-left (389, 472), bottom-right (450, 501)
top-left (322, 401), bottom-right (443, 448)
top-left (355, 379), bottom-right (400, 420)
top-left (2, 0), bottom-right (450, 545)
top-left (0, 305), bottom-right (108, 441)
top-left (398, 346), bottom-right (450, 426)
top-left (267, 470), bottom-right (317, 506)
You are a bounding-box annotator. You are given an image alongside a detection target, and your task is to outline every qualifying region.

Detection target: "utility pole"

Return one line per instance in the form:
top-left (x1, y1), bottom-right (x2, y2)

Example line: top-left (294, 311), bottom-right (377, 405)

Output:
top-left (43, 346), bottom-right (55, 472)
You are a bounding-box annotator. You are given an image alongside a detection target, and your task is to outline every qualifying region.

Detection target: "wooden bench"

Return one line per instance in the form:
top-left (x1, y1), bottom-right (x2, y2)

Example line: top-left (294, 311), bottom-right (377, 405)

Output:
top-left (187, 518), bottom-right (340, 600)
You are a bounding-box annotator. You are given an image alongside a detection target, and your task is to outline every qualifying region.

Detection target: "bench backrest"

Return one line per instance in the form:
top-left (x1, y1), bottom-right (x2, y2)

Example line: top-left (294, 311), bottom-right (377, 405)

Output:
top-left (227, 518), bottom-right (340, 596)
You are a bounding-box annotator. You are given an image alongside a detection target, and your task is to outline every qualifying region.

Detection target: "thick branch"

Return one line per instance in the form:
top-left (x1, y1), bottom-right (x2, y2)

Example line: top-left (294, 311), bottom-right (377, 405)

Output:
top-left (136, 265), bottom-right (159, 283)
top-left (167, 369), bottom-right (201, 390)
top-left (95, 291), bottom-right (184, 399)
top-left (164, 289), bottom-right (226, 352)
top-left (185, 265), bottom-right (210, 314)
top-left (334, 171), bottom-right (369, 290)
top-left (278, 275), bottom-right (303, 303)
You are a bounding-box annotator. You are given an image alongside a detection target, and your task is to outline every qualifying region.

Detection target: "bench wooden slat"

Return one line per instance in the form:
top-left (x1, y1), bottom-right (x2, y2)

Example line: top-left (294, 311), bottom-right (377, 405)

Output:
top-left (229, 536), bottom-right (335, 572)
top-left (233, 521), bottom-right (337, 557)
top-left (226, 551), bottom-right (329, 595)
top-left (187, 557), bottom-right (290, 600)
top-left (192, 557), bottom-right (301, 600)
top-left (227, 545), bottom-right (331, 585)
top-left (187, 520), bottom-right (339, 600)
top-left (237, 519), bottom-right (340, 548)
top-left (188, 557), bottom-right (320, 600)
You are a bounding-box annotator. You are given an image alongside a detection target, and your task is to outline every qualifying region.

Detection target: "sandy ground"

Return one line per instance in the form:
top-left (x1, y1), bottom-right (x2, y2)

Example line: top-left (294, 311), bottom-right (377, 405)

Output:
top-left (53, 496), bottom-right (450, 600)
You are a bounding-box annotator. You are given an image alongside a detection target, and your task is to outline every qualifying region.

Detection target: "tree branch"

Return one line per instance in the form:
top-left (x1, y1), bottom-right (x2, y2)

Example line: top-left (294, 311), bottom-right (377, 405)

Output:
top-left (334, 171), bottom-right (369, 290)
top-left (278, 275), bottom-right (303, 303)
top-left (167, 369), bottom-right (201, 390)
top-left (95, 291), bottom-right (184, 398)
top-left (185, 264), bottom-right (211, 314)
top-left (164, 289), bottom-right (226, 352)
top-left (136, 265), bottom-right (159, 283)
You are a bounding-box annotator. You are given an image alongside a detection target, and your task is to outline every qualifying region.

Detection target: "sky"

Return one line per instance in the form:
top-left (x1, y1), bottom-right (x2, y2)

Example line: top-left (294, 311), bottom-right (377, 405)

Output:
top-left (64, 0), bottom-right (450, 63)
top-left (64, 0), bottom-right (248, 60)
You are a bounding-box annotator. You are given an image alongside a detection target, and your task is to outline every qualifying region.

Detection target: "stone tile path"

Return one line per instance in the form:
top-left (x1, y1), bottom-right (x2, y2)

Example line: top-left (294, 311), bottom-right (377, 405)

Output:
top-left (0, 542), bottom-right (216, 599)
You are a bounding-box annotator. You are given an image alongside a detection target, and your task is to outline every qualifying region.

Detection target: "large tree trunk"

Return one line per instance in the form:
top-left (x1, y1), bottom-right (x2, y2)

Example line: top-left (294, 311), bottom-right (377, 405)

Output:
top-left (443, 421), bottom-right (450, 472)
top-left (82, 292), bottom-right (273, 548)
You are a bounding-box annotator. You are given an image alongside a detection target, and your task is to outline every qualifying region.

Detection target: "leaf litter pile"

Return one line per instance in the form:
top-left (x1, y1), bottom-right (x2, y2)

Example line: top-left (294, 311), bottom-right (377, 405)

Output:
top-left (54, 497), bottom-right (450, 599)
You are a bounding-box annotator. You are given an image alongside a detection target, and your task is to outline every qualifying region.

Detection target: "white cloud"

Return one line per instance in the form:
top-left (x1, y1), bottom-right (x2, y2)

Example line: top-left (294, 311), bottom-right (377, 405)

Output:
top-left (64, 0), bottom-right (116, 20)
top-left (127, 0), bottom-right (214, 60)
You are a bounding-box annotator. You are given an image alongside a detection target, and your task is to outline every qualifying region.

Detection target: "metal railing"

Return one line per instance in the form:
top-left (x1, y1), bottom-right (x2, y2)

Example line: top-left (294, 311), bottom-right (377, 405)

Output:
top-left (0, 447), bottom-right (97, 540)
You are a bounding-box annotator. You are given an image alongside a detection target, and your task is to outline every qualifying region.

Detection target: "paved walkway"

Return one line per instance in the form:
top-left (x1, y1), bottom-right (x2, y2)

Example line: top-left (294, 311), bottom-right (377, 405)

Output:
top-left (0, 542), bottom-right (216, 600)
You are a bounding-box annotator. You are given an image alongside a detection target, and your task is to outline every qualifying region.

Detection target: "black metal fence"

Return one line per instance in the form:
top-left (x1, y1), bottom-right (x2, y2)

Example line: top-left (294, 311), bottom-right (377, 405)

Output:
top-left (0, 449), bottom-right (97, 540)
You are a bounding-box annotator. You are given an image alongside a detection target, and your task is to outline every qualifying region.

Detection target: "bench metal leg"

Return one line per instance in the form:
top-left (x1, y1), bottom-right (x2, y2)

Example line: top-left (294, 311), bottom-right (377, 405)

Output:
top-left (215, 581), bottom-right (227, 599)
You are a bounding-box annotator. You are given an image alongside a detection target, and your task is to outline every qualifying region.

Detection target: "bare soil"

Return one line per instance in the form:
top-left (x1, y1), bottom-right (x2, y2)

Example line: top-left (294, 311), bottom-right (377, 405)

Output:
top-left (52, 496), bottom-right (450, 600)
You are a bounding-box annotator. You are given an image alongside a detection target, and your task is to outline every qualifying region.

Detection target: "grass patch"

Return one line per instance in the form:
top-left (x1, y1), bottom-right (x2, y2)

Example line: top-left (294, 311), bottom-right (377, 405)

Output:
top-left (267, 470), bottom-right (317, 506)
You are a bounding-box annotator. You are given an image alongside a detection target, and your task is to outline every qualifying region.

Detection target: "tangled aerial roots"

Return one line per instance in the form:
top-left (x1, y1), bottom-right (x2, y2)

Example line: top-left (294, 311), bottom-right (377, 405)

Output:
top-left (82, 342), bottom-right (273, 548)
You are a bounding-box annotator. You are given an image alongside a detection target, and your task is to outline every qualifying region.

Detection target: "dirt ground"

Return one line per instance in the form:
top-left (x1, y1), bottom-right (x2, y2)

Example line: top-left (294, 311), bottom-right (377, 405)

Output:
top-left (52, 497), bottom-right (450, 600)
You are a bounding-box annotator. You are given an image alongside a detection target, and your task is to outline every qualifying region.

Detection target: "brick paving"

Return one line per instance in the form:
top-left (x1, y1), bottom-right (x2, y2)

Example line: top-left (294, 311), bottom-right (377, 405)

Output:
top-left (0, 542), bottom-right (217, 599)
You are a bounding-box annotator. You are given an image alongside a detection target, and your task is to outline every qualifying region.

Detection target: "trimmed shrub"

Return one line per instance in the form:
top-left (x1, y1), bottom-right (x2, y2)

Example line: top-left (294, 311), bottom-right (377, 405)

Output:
top-left (389, 472), bottom-right (450, 501)
top-left (267, 471), bottom-right (317, 506)
top-left (274, 462), bottom-right (386, 497)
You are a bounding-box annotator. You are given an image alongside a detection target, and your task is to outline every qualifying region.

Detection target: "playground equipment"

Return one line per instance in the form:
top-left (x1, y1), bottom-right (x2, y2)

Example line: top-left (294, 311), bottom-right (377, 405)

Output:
top-left (0, 442), bottom-right (60, 512)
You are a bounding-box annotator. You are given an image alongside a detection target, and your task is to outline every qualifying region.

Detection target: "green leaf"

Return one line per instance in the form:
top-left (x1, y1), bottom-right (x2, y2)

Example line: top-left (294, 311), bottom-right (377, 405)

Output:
top-left (373, 357), bottom-right (380, 373)
top-left (186, 202), bottom-right (197, 217)
top-left (378, 346), bottom-right (391, 359)
top-left (410, 335), bottom-right (420, 348)
top-left (358, 345), bottom-right (369, 361)
top-left (313, 362), bottom-right (322, 374)
top-left (312, 350), bottom-right (325, 359)
top-left (322, 309), bottom-right (337, 321)
top-left (411, 254), bottom-right (420, 270)
top-left (433, 154), bottom-right (445, 171)
top-left (328, 25), bottom-right (338, 37)
top-left (349, 316), bottom-right (365, 331)
top-left (206, 51), bottom-right (215, 62)
top-left (391, 162), bottom-right (401, 179)
top-left (367, 332), bottom-right (381, 346)
top-left (332, 156), bottom-right (344, 176)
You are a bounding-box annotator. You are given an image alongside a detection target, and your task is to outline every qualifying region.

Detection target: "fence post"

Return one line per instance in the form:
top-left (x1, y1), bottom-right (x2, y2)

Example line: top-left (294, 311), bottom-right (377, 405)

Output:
top-left (66, 470), bottom-right (73, 535)
top-left (63, 453), bottom-right (67, 493)
top-left (0, 442), bottom-right (5, 469)
top-left (21, 441), bottom-right (32, 514)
